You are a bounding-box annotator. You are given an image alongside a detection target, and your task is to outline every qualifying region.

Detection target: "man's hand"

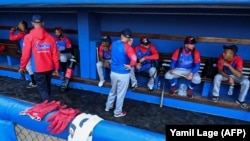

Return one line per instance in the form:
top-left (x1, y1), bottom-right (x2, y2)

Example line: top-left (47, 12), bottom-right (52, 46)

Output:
top-left (139, 57), bottom-right (145, 63)
top-left (170, 69), bottom-right (175, 75)
top-left (53, 70), bottom-right (59, 76)
top-left (228, 77), bottom-right (235, 85)
top-left (187, 73), bottom-right (193, 80)
top-left (10, 27), bottom-right (16, 32)
top-left (104, 60), bottom-right (110, 68)
top-left (128, 38), bottom-right (133, 45)
top-left (221, 61), bottom-right (231, 67)
top-left (18, 69), bottom-right (25, 74)
top-left (124, 64), bottom-right (132, 70)
top-left (136, 63), bottom-right (141, 70)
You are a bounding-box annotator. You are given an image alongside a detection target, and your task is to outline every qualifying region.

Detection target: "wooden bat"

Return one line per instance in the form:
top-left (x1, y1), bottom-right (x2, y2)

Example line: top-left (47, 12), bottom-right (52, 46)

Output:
top-left (173, 71), bottom-right (187, 78)
top-left (160, 80), bottom-right (165, 108)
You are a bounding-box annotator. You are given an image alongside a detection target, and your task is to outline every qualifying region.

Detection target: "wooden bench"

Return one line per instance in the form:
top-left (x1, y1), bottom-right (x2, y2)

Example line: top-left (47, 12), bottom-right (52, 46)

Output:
top-left (0, 39), bottom-right (20, 58)
top-left (158, 52), bottom-right (250, 79)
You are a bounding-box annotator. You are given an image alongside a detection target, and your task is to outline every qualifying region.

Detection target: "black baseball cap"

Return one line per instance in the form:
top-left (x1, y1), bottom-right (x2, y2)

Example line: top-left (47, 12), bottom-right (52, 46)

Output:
top-left (223, 45), bottom-right (238, 54)
top-left (121, 28), bottom-right (132, 38)
top-left (140, 37), bottom-right (151, 45)
top-left (101, 36), bottom-right (111, 43)
top-left (184, 36), bottom-right (197, 44)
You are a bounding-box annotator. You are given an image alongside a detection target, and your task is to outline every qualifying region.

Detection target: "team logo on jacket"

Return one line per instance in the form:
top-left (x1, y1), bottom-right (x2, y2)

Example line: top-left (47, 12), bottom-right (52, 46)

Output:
top-left (35, 40), bottom-right (52, 50)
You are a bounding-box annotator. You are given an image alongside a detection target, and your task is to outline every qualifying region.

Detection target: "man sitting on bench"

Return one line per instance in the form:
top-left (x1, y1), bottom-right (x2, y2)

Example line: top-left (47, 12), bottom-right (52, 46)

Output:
top-left (96, 36), bottom-right (112, 87)
top-left (211, 45), bottom-right (249, 109)
top-left (165, 36), bottom-right (201, 98)
top-left (130, 37), bottom-right (159, 91)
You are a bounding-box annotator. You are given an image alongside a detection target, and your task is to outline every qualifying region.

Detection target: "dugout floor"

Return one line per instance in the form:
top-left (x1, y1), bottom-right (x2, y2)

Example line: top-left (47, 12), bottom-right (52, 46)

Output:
top-left (0, 76), bottom-right (249, 134)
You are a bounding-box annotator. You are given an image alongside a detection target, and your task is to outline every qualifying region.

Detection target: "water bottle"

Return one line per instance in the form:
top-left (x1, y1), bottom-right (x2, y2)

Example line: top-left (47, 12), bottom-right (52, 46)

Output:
top-left (228, 85), bottom-right (234, 95)
top-left (158, 81), bottom-right (161, 90)
top-left (178, 83), bottom-right (187, 96)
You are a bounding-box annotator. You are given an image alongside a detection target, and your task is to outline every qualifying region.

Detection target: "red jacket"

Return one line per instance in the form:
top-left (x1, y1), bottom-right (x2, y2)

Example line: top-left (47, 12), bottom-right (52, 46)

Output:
top-left (20, 27), bottom-right (59, 73)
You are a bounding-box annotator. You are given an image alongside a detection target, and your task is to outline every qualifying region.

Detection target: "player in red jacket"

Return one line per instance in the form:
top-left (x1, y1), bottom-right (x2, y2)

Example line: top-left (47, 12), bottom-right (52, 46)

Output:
top-left (19, 15), bottom-right (59, 101)
top-left (9, 20), bottom-right (37, 88)
top-left (130, 37), bottom-right (159, 91)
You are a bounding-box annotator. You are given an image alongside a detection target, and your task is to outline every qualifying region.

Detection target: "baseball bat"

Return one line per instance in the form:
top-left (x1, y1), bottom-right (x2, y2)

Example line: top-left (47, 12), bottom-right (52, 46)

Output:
top-left (173, 71), bottom-right (187, 78)
top-left (160, 80), bottom-right (165, 108)
top-left (96, 47), bottom-right (99, 62)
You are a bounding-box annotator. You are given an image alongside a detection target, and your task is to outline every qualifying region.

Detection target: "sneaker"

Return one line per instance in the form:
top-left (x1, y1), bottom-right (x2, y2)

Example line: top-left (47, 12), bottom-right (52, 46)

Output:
top-left (105, 108), bottom-right (110, 112)
top-left (26, 82), bottom-right (37, 88)
top-left (170, 87), bottom-right (178, 95)
top-left (131, 84), bottom-right (138, 90)
top-left (236, 100), bottom-right (248, 109)
top-left (98, 80), bottom-right (105, 87)
top-left (187, 89), bottom-right (193, 99)
top-left (211, 96), bottom-right (219, 102)
top-left (114, 111), bottom-right (127, 117)
top-left (148, 87), bottom-right (154, 92)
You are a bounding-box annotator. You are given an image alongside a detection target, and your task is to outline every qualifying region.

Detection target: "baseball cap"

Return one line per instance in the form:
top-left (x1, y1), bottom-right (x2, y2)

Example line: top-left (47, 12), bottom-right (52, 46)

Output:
top-left (121, 28), bottom-right (132, 38)
top-left (101, 36), bottom-right (111, 43)
top-left (223, 45), bottom-right (238, 54)
top-left (31, 15), bottom-right (43, 23)
top-left (140, 37), bottom-right (151, 45)
top-left (184, 36), bottom-right (197, 44)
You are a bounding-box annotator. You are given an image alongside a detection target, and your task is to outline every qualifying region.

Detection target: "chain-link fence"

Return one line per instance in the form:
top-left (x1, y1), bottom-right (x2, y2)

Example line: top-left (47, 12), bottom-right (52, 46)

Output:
top-left (15, 124), bottom-right (66, 141)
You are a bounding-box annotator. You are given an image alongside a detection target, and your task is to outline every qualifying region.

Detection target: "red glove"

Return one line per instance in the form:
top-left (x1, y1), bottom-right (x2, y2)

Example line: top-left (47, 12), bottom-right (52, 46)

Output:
top-left (47, 108), bottom-right (81, 134)
top-left (20, 100), bottom-right (67, 121)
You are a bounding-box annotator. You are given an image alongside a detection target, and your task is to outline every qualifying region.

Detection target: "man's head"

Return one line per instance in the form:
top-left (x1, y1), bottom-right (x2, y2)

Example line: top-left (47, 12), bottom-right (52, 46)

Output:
top-left (18, 20), bottom-right (28, 31)
top-left (121, 28), bottom-right (132, 43)
top-left (55, 26), bottom-right (63, 38)
top-left (101, 36), bottom-right (112, 48)
top-left (184, 36), bottom-right (196, 51)
top-left (140, 37), bottom-right (151, 48)
top-left (223, 45), bottom-right (238, 61)
top-left (31, 14), bottom-right (44, 27)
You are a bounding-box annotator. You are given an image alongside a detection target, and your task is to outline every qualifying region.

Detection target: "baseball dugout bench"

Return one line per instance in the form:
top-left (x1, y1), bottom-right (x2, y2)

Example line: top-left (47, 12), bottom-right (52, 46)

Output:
top-left (157, 53), bottom-right (250, 97)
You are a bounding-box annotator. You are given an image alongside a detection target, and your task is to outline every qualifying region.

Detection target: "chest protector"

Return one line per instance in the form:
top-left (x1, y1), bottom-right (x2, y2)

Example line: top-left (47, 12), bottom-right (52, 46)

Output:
top-left (136, 48), bottom-right (158, 72)
top-left (103, 48), bottom-right (111, 60)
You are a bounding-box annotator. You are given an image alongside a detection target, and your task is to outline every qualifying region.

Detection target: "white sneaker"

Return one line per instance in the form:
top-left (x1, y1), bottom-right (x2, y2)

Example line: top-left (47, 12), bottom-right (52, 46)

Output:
top-left (26, 82), bottom-right (37, 88)
top-left (98, 80), bottom-right (105, 87)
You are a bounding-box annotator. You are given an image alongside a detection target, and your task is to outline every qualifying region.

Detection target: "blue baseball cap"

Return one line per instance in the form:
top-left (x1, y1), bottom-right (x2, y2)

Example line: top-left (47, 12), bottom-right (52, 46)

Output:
top-left (121, 28), bottom-right (132, 38)
top-left (32, 15), bottom-right (43, 23)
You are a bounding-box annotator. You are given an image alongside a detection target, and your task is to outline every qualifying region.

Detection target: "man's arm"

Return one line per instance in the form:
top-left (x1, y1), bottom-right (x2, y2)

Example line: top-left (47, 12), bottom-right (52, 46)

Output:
top-left (144, 45), bottom-right (159, 60)
top-left (9, 31), bottom-right (25, 41)
top-left (60, 37), bottom-right (72, 54)
top-left (125, 44), bottom-right (137, 68)
top-left (191, 50), bottom-right (201, 74)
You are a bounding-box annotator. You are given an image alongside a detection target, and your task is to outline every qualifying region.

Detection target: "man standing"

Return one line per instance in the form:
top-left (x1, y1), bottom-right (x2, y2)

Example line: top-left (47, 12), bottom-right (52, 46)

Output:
top-left (211, 45), bottom-right (249, 109)
top-left (105, 28), bottom-right (137, 117)
top-left (19, 15), bottom-right (59, 101)
top-left (130, 37), bottom-right (159, 91)
top-left (9, 20), bottom-right (37, 88)
top-left (96, 36), bottom-right (112, 87)
top-left (165, 36), bottom-right (201, 98)
top-left (54, 26), bottom-right (73, 80)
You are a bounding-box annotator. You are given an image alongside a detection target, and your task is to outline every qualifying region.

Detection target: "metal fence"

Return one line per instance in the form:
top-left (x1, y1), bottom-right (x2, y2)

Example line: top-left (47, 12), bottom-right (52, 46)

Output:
top-left (15, 124), bottom-right (66, 141)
